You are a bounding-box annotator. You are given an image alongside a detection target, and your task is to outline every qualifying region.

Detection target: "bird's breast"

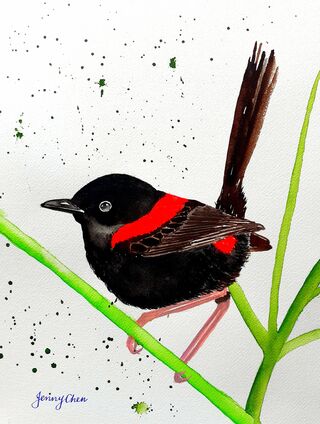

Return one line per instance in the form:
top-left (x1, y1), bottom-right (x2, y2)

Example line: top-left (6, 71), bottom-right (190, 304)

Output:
top-left (81, 218), bottom-right (121, 250)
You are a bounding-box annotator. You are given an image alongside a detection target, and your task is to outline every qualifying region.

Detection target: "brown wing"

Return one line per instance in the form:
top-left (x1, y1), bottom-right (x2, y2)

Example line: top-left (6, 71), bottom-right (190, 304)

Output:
top-left (136, 203), bottom-right (264, 257)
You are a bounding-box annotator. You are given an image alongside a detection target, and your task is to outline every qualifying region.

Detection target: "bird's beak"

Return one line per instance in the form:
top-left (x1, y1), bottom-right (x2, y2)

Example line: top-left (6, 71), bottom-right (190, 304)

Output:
top-left (41, 199), bottom-right (84, 215)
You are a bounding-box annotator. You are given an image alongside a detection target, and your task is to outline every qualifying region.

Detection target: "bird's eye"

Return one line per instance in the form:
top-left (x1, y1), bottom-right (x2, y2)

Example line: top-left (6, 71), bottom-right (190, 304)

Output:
top-left (99, 200), bottom-right (112, 212)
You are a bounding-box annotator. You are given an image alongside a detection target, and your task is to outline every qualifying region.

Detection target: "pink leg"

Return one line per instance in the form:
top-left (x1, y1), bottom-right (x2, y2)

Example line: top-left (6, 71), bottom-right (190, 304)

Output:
top-left (126, 288), bottom-right (228, 354)
top-left (174, 295), bottom-right (230, 383)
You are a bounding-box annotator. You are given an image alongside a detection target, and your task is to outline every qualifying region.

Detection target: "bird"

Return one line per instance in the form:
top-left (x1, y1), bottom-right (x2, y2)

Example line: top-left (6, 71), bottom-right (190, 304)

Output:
top-left (41, 43), bottom-right (278, 383)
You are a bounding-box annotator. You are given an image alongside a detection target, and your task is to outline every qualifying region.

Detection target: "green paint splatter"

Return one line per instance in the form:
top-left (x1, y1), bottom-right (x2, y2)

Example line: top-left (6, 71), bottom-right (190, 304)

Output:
top-left (15, 130), bottom-right (23, 139)
top-left (98, 78), bottom-right (106, 87)
top-left (95, 78), bottom-right (106, 97)
top-left (131, 401), bottom-right (150, 415)
top-left (169, 57), bottom-right (176, 69)
top-left (14, 113), bottom-right (24, 139)
top-left (45, 348), bottom-right (51, 354)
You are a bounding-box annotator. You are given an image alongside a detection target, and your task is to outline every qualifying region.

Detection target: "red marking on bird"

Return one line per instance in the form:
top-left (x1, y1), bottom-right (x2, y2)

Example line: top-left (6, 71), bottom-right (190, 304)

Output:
top-left (213, 236), bottom-right (237, 254)
top-left (111, 193), bottom-right (187, 248)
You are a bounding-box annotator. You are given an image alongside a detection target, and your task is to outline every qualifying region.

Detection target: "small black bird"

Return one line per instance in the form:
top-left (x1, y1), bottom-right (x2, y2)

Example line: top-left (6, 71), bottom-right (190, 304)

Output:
top-left (42, 43), bottom-right (277, 382)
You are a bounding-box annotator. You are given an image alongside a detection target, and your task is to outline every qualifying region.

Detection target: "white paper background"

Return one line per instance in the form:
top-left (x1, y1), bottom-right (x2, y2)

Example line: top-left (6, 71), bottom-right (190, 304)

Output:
top-left (0, 0), bottom-right (320, 423)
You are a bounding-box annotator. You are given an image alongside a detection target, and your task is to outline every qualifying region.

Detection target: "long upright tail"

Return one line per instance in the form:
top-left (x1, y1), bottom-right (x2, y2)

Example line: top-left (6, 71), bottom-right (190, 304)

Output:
top-left (216, 43), bottom-right (278, 221)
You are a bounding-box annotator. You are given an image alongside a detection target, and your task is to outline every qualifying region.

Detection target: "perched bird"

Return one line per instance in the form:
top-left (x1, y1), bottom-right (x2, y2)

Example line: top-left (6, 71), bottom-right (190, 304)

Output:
top-left (42, 43), bottom-right (278, 383)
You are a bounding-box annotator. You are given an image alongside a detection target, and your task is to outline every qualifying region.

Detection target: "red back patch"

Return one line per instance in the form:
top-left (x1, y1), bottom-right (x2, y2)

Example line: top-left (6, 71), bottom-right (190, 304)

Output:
top-left (111, 194), bottom-right (187, 248)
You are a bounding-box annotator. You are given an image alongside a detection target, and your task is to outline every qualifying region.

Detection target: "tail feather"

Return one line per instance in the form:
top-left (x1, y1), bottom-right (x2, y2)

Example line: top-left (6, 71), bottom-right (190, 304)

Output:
top-left (249, 233), bottom-right (272, 252)
top-left (216, 42), bottom-right (278, 219)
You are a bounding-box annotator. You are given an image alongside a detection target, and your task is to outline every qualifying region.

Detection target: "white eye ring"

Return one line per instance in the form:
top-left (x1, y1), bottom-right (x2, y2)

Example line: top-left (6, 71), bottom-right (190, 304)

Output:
top-left (99, 200), bottom-right (112, 212)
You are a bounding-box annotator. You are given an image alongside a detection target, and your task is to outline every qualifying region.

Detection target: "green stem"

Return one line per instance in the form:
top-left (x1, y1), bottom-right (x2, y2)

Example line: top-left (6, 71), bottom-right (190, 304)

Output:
top-left (0, 212), bottom-right (253, 424)
top-left (229, 283), bottom-right (268, 351)
top-left (268, 71), bottom-right (320, 335)
top-left (279, 260), bottom-right (320, 341)
top-left (245, 351), bottom-right (279, 423)
top-left (279, 329), bottom-right (320, 360)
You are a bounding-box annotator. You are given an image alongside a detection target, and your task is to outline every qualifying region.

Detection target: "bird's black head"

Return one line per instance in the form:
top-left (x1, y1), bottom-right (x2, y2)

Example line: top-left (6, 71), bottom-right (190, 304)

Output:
top-left (41, 174), bottom-right (163, 227)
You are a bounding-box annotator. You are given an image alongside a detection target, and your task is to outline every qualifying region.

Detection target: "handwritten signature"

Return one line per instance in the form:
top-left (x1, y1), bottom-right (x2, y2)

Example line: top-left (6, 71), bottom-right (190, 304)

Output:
top-left (31, 391), bottom-right (88, 410)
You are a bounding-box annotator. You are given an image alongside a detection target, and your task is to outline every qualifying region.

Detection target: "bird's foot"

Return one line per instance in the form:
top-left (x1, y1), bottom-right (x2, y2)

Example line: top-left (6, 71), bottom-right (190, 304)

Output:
top-left (174, 371), bottom-right (190, 384)
top-left (126, 336), bottom-right (143, 354)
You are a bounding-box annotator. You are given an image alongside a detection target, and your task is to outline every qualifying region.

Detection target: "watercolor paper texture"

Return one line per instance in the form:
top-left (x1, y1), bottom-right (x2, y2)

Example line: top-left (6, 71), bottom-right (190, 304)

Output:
top-left (1, 1), bottom-right (320, 423)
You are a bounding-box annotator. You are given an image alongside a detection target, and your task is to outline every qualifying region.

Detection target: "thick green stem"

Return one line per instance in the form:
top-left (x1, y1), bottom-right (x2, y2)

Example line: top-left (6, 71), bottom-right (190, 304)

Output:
top-left (229, 283), bottom-right (268, 351)
top-left (0, 212), bottom-right (253, 424)
top-left (245, 351), bottom-right (279, 423)
top-left (268, 71), bottom-right (320, 335)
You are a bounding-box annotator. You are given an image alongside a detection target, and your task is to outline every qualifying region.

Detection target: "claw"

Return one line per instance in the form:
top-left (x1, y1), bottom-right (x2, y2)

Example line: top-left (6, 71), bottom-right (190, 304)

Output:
top-left (126, 336), bottom-right (143, 354)
top-left (174, 371), bottom-right (190, 383)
